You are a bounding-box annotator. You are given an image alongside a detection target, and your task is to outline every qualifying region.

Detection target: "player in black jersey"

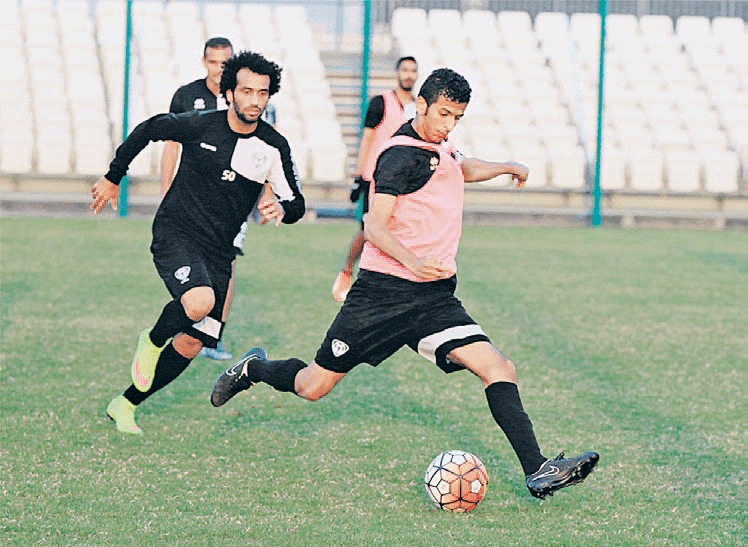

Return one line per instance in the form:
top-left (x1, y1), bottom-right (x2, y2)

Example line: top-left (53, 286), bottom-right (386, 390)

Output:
top-left (91, 51), bottom-right (305, 434)
top-left (162, 38), bottom-right (278, 362)
top-left (162, 37), bottom-right (237, 361)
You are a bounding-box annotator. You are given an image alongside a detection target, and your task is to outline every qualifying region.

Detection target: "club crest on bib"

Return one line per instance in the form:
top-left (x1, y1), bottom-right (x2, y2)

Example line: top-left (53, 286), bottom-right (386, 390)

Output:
top-left (174, 266), bottom-right (191, 284)
top-left (193, 98), bottom-right (206, 110)
top-left (331, 339), bottom-right (349, 358)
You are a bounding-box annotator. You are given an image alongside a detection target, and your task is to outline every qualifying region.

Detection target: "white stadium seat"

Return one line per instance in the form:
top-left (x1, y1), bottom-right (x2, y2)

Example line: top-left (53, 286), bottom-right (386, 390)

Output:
top-left (37, 125), bottom-right (73, 175)
top-left (391, 7), bottom-right (428, 40)
top-left (702, 151), bottom-right (740, 193)
top-left (664, 150), bottom-right (702, 192)
top-left (628, 147), bottom-right (664, 191)
top-left (640, 15), bottom-right (674, 37)
top-left (599, 145), bottom-right (627, 190)
top-left (0, 127), bottom-right (34, 173)
top-left (549, 145), bottom-right (586, 189)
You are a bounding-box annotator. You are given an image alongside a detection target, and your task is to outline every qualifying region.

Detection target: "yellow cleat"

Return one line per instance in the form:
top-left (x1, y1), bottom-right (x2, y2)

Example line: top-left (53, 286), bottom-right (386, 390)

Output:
top-left (106, 395), bottom-right (143, 435)
top-left (130, 328), bottom-right (166, 392)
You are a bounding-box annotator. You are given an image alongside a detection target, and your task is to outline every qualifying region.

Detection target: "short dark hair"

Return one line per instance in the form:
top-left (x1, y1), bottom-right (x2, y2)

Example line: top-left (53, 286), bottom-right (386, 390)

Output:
top-left (418, 68), bottom-right (471, 107)
top-left (203, 37), bottom-right (233, 57)
top-left (220, 51), bottom-right (282, 96)
top-left (396, 56), bottom-right (417, 69)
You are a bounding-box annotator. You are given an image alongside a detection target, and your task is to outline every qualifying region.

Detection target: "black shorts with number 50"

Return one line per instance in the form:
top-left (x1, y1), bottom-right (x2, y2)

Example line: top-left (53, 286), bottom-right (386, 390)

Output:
top-left (315, 269), bottom-right (490, 374)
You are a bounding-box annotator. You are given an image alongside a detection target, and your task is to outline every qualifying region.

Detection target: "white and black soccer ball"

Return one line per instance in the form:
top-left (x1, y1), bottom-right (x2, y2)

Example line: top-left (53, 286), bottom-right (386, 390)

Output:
top-left (424, 450), bottom-right (489, 512)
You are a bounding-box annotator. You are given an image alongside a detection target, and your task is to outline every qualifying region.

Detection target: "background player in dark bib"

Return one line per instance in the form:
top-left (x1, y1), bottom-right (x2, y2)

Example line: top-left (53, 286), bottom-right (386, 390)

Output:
top-left (212, 68), bottom-right (599, 500)
top-left (91, 51), bottom-right (304, 435)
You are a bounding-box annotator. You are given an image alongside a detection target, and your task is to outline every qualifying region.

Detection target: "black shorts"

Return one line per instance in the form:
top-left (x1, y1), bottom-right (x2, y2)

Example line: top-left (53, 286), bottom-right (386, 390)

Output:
top-left (151, 233), bottom-right (232, 348)
top-left (315, 269), bottom-right (490, 374)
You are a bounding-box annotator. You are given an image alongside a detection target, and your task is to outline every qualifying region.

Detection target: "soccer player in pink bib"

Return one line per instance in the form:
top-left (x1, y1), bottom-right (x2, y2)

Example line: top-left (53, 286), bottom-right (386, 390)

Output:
top-left (212, 68), bottom-right (599, 499)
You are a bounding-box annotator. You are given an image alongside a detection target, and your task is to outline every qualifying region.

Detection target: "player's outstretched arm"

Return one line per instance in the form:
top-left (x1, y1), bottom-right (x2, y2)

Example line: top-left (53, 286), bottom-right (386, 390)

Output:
top-left (461, 158), bottom-right (528, 188)
top-left (90, 177), bottom-right (120, 214)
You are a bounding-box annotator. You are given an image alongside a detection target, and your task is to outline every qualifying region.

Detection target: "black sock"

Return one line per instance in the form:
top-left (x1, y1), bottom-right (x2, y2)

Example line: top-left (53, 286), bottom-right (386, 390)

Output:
top-left (485, 381), bottom-right (546, 475)
top-left (123, 343), bottom-right (192, 405)
top-left (149, 299), bottom-right (193, 347)
top-left (248, 358), bottom-right (307, 393)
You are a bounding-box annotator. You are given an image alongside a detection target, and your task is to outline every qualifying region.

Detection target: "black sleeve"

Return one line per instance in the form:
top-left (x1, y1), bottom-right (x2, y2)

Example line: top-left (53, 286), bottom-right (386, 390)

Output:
top-left (105, 113), bottom-right (192, 184)
top-left (263, 130), bottom-right (305, 224)
top-left (373, 145), bottom-right (437, 196)
top-left (169, 87), bottom-right (187, 114)
top-left (363, 95), bottom-right (385, 129)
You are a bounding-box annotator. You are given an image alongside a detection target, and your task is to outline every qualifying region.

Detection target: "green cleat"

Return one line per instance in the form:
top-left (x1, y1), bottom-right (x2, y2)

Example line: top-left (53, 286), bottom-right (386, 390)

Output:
top-left (130, 328), bottom-right (167, 392)
top-left (106, 395), bottom-right (143, 435)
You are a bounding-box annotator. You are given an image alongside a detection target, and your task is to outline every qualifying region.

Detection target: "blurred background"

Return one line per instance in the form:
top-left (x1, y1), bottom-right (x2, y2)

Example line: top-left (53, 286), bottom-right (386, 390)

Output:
top-left (1, 0), bottom-right (746, 228)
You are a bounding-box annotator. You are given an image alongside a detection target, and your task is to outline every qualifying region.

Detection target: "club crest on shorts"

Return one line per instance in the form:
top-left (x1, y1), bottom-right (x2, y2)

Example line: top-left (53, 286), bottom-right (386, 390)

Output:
top-left (429, 156), bottom-right (439, 170)
top-left (331, 339), bottom-right (349, 358)
top-left (174, 266), bottom-right (191, 284)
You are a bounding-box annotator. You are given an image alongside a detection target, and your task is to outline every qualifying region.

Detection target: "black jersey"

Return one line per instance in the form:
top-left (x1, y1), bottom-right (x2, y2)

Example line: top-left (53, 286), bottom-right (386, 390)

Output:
top-left (169, 79), bottom-right (227, 114)
top-left (105, 110), bottom-right (305, 261)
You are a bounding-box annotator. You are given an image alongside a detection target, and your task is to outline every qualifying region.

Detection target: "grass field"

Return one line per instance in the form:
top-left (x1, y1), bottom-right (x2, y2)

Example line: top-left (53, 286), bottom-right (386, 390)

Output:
top-left (1, 217), bottom-right (746, 546)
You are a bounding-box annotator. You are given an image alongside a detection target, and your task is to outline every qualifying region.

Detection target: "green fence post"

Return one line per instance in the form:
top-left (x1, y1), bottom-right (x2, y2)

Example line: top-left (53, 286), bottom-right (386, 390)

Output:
top-left (119, 0), bottom-right (133, 218)
top-left (592, 0), bottom-right (607, 227)
top-left (360, 0), bottom-right (371, 130)
top-left (354, 0), bottom-right (371, 222)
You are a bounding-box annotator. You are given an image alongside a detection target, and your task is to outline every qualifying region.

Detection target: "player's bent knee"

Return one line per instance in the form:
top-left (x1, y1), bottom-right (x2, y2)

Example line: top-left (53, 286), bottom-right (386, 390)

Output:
top-left (181, 287), bottom-right (215, 320)
top-left (295, 384), bottom-right (330, 402)
top-left (294, 362), bottom-right (344, 401)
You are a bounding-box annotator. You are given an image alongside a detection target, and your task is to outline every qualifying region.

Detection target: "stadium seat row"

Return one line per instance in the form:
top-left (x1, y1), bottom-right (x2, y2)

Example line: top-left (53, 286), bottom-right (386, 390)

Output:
top-left (0, 0), bottom-right (745, 194)
top-left (391, 7), bottom-right (747, 193)
top-left (0, 0), bottom-right (345, 183)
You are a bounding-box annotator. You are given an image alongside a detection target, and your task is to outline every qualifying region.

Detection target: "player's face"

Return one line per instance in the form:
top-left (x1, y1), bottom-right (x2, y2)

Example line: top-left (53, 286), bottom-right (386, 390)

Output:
top-left (203, 46), bottom-right (233, 88)
top-left (227, 68), bottom-right (271, 127)
top-left (414, 94), bottom-right (466, 143)
top-left (396, 60), bottom-right (418, 92)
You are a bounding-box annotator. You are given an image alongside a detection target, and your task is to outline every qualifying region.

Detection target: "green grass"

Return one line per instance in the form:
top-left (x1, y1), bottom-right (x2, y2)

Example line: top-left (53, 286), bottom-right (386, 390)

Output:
top-left (1, 218), bottom-right (746, 546)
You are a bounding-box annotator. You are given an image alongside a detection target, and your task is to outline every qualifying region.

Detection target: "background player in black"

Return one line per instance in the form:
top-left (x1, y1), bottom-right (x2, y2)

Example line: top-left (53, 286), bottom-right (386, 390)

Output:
top-left (91, 51), bottom-right (304, 434)
top-left (161, 37), bottom-right (233, 196)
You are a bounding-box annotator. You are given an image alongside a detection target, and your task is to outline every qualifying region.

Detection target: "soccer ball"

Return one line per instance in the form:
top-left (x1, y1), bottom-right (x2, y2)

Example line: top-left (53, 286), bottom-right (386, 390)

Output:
top-left (424, 450), bottom-right (489, 512)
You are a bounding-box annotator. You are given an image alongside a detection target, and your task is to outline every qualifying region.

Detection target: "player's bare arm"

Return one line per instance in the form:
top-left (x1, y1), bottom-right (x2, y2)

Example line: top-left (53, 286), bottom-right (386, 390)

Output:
top-left (257, 182), bottom-right (284, 227)
top-left (90, 176), bottom-right (119, 214)
top-left (160, 141), bottom-right (181, 196)
top-left (364, 193), bottom-right (451, 280)
top-left (462, 159), bottom-right (528, 188)
top-left (354, 127), bottom-right (375, 177)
